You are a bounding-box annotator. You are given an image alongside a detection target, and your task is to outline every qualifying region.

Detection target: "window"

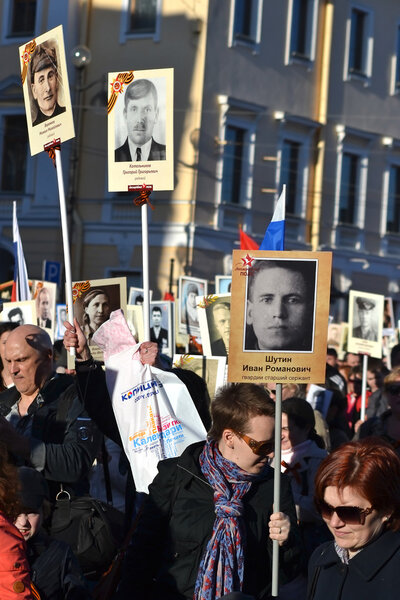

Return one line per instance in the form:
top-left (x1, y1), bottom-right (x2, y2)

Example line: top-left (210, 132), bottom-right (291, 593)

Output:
top-left (0, 115), bottom-right (28, 193)
top-left (8, 0), bottom-right (36, 37)
top-left (121, 0), bottom-right (161, 41)
top-left (387, 165), bottom-right (400, 233)
top-left (229, 0), bottom-right (263, 50)
top-left (129, 0), bottom-right (157, 34)
top-left (221, 125), bottom-right (246, 205)
top-left (288, 0), bottom-right (318, 62)
top-left (345, 6), bottom-right (373, 81)
top-left (280, 140), bottom-right (300, 214)
top-left (395, 25), bottom-right (400, 92)
top-left (339, 152), bottom-right (360, 224)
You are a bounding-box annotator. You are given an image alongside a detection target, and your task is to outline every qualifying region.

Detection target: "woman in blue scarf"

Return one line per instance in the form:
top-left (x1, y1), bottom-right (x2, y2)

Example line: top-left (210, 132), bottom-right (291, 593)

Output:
top-left (115, 383), bottom-right (303, 600)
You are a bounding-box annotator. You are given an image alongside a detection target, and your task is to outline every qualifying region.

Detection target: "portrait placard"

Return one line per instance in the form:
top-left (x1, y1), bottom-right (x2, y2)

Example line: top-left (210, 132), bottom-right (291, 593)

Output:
top-left (228, 250), bottom-right (332, 384)
top-left (108, 68), bottom-right (174, 192)
top-left (56, 303), bottom-right (67, 340)
top-left (215, 276), bottom-right (232, 294)
top-left (32, 280), bottom-right (57, 341)
top-left (128, 286), bottom-right (153, 305)
top-left (149, 301), bottom-right (174, 357)
top-left (383, 297), bottom-right (395, 336)
top-left (348, 290), bottom-right (384, 359)
top-left (126, 304), bottom-right (144, 342)
top-left (19, 25), bottom-right (74, 156)
top-left (178, 276), bottom-right (208, 337)
top-left (0, 300), bottom-right (36, 326)
top-left (70, 277), bottom-right (127, 362)
top-left (198, 294), bottom-right (231, 357)
top-left (173, 354), bottom-right (227, 400)
top-left (327, 322), bottom-right (347, 357)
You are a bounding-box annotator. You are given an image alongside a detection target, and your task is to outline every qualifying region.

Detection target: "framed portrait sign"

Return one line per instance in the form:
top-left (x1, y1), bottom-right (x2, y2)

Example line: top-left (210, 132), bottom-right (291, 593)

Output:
top-left (178, 276), bottom-right (207, 337)
top-left (198, 294), bottom-right (231, 357)
top-left (228, 250), bottom-right (332, 384)
top-left (348, 290), bottom-right (384, 359)
top-left (108, 68), bottom-right (174, 192)
top-left (126, 304), bottom-right (144, 342)
top-left (173, 354), bottom-right (227, 400)
top-left (128, 287), bottom-right (153, 306)
top-left (56, 304), bottom-right (67, 340)
top-left (0, 300), bottom-right (36, 326)
top-left (327, 322), bottom-right (347, 357)
top-left (383, 297), bottom-right (395, 337)
top-left (70, 277), bottom-right (127, 362)
top-left (19, 25), bottom-right (74, 156)
top-left (215, 276), bottom-right (232, 294)
top-left (32, 280), bottom-right (57, 340)
top-left (149, 301), bottom-right (174, 357)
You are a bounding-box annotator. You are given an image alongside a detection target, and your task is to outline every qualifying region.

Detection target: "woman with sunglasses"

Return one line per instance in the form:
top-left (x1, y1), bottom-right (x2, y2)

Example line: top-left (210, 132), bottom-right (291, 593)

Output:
top-left (357, 367), bottom-right (400, 455)
top-left (115, 383), bottom-right (302, 600)
top-left (308, 438), bottom-right (400, 600)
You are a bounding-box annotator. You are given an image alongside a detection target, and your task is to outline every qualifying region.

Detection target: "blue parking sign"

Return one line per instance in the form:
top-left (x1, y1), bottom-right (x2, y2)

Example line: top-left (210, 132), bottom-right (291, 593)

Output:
top-left (43, 260), bottom-right (62, 286)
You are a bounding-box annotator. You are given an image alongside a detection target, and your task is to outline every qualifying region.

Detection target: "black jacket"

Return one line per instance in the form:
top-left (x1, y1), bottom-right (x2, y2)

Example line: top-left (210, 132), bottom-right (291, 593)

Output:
top-left (115, 441), bottom-right (303, 600)
top-left (114, 138), bottom-right (166, 162)
top-left (307, 531), bottom-right (400, 600)
top-left (0, 374), bottom-right (100, 499)
top-left (28, 530), bottom-right (91, 600)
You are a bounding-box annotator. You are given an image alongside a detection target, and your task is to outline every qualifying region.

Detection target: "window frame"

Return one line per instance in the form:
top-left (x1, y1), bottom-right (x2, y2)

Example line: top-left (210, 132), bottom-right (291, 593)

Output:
top-left (215, 95), bottom-right (264, 230)
top-left (120, 0), bottom-right (162, 44)
top-left (385, 164), bottom-right (400, 234)
top-left (1, 0), bottom-right (42, 46)
top-left (0, 108), bottom-right (31, 197)
top-left (228, 0), bottom-right (263, 53)
top-left (285, 0), bottom-right (319, 66)
top-left (343, 4), bottom-right (374, 85)
top-left (390, 22), bottom-right (400, 95)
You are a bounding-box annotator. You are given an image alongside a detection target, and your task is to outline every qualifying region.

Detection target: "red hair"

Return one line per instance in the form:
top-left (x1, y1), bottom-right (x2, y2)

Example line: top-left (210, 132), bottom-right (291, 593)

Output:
top-left (314, 438), bottom-right (400, 531)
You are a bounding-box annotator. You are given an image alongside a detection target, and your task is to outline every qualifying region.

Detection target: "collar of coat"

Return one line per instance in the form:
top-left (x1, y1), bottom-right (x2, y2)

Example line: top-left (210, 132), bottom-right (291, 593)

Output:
top-left (314, 530), bottom-right (400, 581)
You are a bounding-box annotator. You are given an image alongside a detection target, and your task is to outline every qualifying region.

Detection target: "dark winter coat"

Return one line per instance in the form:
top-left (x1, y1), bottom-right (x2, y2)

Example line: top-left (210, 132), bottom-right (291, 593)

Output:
top-left (115, 441), bottom-right (303, 600)
top-left (307, 530), bottom-right (400, 600)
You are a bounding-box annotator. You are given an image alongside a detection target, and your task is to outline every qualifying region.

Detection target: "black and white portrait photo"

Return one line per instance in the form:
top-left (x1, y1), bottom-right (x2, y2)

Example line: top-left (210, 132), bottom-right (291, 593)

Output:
top-left (149, 301), bottom-right (173, 357)
top-left (0, 300), bottom-right (36, 327)
top-left (28, 40), bottom-right (66, 127)
top-left (352, 296), bottom-right (378, 341)
top-left (178, 276), bottom-right (207, 337)
top-left (244, 259), bottom-right (317, 352)
top-left (198, 295), bottom-right (231, 357)
top-left (114, 78), bottom-right (166, 163)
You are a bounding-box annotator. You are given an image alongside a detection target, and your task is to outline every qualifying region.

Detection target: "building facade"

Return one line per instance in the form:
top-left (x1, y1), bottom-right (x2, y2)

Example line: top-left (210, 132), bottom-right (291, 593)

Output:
top-left (0, 0), bottom-right (400, 321)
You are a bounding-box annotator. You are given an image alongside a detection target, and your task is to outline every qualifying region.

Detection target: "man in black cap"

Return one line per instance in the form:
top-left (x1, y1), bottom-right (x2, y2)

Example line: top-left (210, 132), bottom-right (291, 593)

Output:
top-left (353, 296), bottom-right (378, 341)
top-left (30, 42), bottom-right (66, 126)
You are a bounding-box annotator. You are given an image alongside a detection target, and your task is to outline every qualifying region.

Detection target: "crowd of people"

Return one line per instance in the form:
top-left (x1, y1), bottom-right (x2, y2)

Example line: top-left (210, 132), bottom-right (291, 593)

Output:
top-left (1, 312), bottom-right (400, 599)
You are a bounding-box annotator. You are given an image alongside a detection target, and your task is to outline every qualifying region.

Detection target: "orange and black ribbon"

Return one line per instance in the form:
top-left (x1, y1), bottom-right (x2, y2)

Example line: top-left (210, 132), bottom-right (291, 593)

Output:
top-left (281, 460), bottom-right (302, 485)
top-left (21, 40), bottom-right (36, 85)
top-left (44, 141), bottom-right (61, 168)
top-left (133, 186), bottom-right (154, 210)
top-left (108, 71), bottom-right (134, 114)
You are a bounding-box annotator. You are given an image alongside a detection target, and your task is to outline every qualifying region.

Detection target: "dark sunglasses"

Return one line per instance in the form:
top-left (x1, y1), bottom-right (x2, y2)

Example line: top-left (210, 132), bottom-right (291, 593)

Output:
top-left (236, 432), bottom-right (274, 456)
top-left (317, 500), bottom-right (374, 525)
top-left (386, 384), bottom-right (400, 396)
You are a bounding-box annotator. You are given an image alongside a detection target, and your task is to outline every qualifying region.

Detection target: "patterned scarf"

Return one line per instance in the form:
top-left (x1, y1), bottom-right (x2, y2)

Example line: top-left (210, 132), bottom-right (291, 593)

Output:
top-left (193, 440), bottom-right (258, 600)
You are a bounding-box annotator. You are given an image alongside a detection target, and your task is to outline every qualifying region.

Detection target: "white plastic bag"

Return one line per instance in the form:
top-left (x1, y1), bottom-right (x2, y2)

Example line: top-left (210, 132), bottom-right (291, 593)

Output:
top-left (93, 310), bottom-right (207, 492)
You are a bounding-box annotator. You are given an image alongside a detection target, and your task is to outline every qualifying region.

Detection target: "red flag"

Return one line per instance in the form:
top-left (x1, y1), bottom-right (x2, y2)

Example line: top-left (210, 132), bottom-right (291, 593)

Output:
top-left (239, 227), bottom-right (258, 250)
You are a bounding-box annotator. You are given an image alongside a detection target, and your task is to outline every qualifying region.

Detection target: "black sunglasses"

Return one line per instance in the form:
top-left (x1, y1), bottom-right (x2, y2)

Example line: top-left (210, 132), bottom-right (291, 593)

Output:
top-left (236, 432), bottom-right (274, 457)
top-left (317, 500), bottom-right (374, 525)
top-left (387, 384), bottom-right (400, 396)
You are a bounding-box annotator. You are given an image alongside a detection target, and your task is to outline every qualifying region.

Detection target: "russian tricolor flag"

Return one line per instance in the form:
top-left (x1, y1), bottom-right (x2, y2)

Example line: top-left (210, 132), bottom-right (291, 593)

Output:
top-left (259, 186), bottom-right (286, 251)
top-left (11, 201), bottom-right (30, 302)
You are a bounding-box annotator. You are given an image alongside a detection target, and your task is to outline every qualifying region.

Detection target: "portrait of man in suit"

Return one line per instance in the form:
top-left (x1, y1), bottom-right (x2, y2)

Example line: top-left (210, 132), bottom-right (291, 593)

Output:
top-left (115, 78), bottom-right (166, 163)
top-left (352, 297), bottom-right (378, 341)
top-left (150, 305), bottom-right (168, 353)
top-left (36, 287), bottom-right (52, 329)
top-left (210, 302), bottom-right (231, 357)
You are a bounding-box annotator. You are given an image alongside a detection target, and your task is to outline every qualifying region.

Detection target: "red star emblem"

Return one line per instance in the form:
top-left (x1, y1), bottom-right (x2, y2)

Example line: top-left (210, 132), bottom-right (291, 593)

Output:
top-left (241, 253), bottom-right (254, 267)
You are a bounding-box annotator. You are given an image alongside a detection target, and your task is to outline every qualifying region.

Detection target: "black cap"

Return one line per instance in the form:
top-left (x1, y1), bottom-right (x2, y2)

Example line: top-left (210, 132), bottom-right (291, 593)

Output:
top-left (30, 43), bottom-right (57, 83)
top-left (18, 467), bottom-right (48, 512)
top-left (356, 297), bottom-right (375, 310)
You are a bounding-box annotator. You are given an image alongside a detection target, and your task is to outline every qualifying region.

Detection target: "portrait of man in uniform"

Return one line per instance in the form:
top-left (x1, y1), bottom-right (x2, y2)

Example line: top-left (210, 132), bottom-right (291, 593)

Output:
top-left (352, 297), bottom-right (378, 341)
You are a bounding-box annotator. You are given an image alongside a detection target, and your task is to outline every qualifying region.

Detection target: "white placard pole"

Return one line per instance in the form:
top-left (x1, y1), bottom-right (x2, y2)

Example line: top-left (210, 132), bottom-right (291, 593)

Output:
top-left (141, 203), bottom-right (150, 342)
top-left (360, 353), bottom-right (368, 421)
top-left (54, 148), bottom-right (75, 356)
top-left (272, 382), bottom-right (282, 597)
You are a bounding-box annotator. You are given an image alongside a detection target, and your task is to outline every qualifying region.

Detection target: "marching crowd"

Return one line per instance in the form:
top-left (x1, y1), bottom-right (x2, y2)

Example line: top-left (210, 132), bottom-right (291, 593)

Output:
top-left (0, 317), bottom-right (400, 600)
